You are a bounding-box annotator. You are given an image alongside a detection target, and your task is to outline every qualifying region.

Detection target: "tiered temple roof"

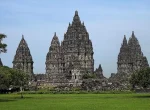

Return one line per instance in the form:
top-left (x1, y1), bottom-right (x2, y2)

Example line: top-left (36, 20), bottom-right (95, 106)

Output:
top-left (13, 35), bottom-right (34, 80)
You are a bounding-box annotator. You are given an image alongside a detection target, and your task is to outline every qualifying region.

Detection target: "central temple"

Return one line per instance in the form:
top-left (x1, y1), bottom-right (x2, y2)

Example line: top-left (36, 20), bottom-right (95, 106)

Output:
top-left (45, 11), bottom-right (94, 85)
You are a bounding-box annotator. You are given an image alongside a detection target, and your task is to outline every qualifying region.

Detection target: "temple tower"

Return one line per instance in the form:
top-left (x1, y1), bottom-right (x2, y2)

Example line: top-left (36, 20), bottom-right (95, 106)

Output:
top-left (117, 35), bottom-right (130, 74)
top-left (61, 11), bottom-right (94, 80)
top-left (95, 64), bottom-right (104, 79)
top-left (13, 35), bottom-right (34, 80)
top-left (46, 33), bottom-right (63, 83)
top-left (117, 32), bottom-right (149, 75)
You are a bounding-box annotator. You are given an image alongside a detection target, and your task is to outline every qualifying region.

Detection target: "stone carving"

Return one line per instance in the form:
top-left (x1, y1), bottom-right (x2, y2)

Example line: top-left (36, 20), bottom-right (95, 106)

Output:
top-left (13, 35), bottom-right (34, 80)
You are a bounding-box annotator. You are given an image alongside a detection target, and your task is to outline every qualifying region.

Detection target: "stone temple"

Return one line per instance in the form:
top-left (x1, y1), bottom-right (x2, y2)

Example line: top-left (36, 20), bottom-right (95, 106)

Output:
top-left (13, 35), bottom-right (34, 80)
top-left (45, 33), bottom-right (63, 83)
top-left (108, 32), bottom-right (149, 88)
top-left (117, 31), bottom-right (149, 75)
top-left (11, 11), bottom-right (149, 89)
top-left (46, 11), bottom-right (94, 85)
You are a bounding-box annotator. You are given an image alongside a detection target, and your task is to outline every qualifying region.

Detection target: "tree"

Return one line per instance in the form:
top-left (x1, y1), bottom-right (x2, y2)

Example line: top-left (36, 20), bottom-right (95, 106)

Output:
top-left (0, 66), bottom-right (29, 95)
top-left (10, 69), bottom-right (29, 98)
top-left (0, 34), bottom-right (7, 53)
top-left (0, 66), bottom-right (11, 93)
top-left (130, 67), bottom-right (150, 89)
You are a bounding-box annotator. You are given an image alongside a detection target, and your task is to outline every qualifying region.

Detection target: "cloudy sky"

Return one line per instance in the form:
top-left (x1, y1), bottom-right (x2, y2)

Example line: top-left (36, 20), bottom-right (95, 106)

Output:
top-left (0, 0), bottom-right (150, 77)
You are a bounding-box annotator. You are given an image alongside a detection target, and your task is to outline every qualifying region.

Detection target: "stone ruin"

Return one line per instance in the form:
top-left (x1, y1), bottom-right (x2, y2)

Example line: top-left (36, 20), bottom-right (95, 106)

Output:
top-left (12, 35), bottom-right (34, 80)
top-left (108, 32), bottom-right (149, 90)
top-left (11, 11), bottom-right (149, 91)
top-left (45, 11), bottom-right (94, 86)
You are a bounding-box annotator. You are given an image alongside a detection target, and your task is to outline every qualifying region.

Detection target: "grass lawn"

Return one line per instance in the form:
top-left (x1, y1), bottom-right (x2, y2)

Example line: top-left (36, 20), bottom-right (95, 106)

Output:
top-left (0, 93), bottom-right (150, 110)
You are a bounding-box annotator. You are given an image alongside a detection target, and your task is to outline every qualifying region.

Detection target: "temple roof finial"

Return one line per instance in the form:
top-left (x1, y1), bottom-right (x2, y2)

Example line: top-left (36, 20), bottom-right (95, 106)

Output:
top-left (122, 35), bottom-right (127, 46)
top-left (123, 35), bottom-right (127, 41)
top-left (132, 31), bottom-right (135, 37)
top-left (132, 31), bottom-right (134, 34)
top-left (98, 64), bottom-right (103, 72)
top-left (75, 10), bottom-right (78, 16)
top-left (54, 32), bottom-right (56, 36)
top-left (72, 10), bottom-right (81, 25)
top-left (22, 34), bottom-right (24, 39)
top-left (51, 32), bottom-right (60, 46)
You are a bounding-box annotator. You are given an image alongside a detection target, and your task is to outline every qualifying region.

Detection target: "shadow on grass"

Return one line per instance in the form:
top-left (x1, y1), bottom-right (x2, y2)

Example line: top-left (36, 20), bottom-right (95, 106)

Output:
top-left (0, 96), bottom-right (33, 102)
top-left (13, 96), bottom-right (33, 99)
top-left (133, 95), bottom-right (150, 98)
top-left (0, 99), bottom-right (16, 102)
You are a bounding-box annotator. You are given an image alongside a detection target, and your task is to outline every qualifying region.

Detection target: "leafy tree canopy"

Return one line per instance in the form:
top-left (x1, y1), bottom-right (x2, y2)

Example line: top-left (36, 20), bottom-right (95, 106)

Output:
top-left (0, 33), bottom-right (7, 53)
top-left (130, 67), bottom-right (150, 89)
top-left (0, 66), bottom-right (29, 92)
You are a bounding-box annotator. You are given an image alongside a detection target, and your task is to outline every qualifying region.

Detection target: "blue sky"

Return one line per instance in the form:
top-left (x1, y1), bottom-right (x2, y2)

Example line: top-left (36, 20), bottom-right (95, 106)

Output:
top-left (0, 0), bottom-right (150, 77)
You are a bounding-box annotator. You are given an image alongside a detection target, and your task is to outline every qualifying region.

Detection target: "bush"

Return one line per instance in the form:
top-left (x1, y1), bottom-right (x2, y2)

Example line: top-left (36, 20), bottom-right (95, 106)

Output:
top-left (130, 67), bottom-right (150, 89)
top-left (82, 73), bottom-right (96, 79)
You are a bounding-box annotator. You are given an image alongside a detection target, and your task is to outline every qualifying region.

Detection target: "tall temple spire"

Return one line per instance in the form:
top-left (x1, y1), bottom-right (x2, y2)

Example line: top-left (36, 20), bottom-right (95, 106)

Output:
top-left (117, 33), bottom-right (149, 75)
top-left (18, 35), bottom-right (28, 48)
top-left (95, 64), bottom-right (104, 79)
top-left (122, 35), bottom-right (127, 46)
top-left (13, 35), bottom-right (34, 80)
top-left (128, 31), bottom-right (138, 46)
top-left (129, 31), bottom-right (140, 47)
top-left (46, 33), bottom-right (62, 82)
top-left (51, 32), bottom-right (60, 47)
top-left (98, 64), bottom-right (103, 72)
top-left (119, 35), bottom-right (128, 54)
top-left (59, 10), bottom-right (94, 84)
top-left (45, 11), bottom-right (94, 85)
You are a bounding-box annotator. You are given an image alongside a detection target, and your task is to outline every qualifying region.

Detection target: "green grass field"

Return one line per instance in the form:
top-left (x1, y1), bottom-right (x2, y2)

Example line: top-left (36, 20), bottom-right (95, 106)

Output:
top-left (0, 93), bottom-right (150, 110)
